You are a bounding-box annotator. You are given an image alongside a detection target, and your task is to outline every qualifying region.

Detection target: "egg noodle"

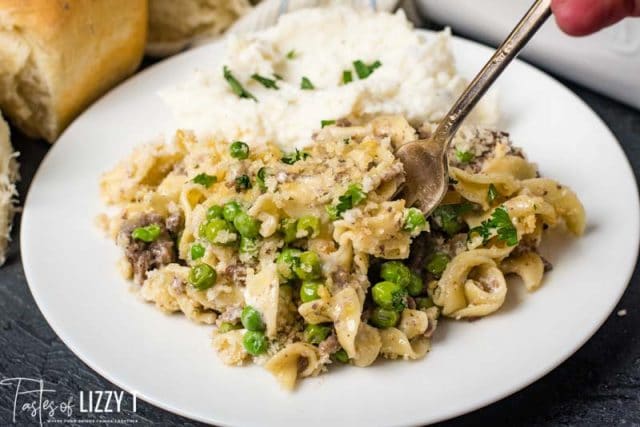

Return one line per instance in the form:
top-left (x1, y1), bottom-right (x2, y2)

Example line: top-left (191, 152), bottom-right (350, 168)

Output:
top-left (99, 114), bottom-right (585, 389)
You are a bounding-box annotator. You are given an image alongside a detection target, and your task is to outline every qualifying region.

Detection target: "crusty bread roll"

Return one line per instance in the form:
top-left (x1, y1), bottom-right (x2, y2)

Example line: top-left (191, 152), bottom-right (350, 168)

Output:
top-left (0, 0), bottom-right (148, 142)
top-left (0, 111), bottom-right (17, 266)
top-left (147, 0), bottom-right (252, 57)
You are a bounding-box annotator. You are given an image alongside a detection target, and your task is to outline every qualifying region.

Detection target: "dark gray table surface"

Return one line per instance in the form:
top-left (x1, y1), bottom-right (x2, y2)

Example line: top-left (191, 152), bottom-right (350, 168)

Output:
top-left (1, 55), bottom-right (639, 427)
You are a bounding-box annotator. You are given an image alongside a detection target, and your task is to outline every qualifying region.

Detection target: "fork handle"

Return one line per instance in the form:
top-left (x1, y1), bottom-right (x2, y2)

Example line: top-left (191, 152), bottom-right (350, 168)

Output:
top-left (432, 0), bottom-right (552, 148)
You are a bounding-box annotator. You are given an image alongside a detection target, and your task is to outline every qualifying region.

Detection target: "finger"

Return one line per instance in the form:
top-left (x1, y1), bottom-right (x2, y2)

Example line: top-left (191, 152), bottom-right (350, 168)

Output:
top-left (551, 0), bottom-right (640, 36)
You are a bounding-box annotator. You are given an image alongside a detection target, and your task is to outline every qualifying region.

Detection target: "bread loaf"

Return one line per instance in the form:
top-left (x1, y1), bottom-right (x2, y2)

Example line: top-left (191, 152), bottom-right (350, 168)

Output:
top-left (147, 0), bottom-right (252, 57)
top-left (0, 111), bottom-right (17, 265)
top-left (0, 0), bottom-right (148, 142)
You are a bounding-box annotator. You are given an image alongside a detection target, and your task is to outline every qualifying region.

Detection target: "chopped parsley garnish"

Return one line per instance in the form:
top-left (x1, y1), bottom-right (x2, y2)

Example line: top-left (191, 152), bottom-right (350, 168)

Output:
top-left (300, 77), bottom-right (315, 90)
top-left (455, 149), bottom-right (475, 163)
top-left (235, 175), bottom-right (252, 191)
top-left (273, 73), bottom-right (284, 80)
top-left (469, 206), bottom-right (518, 246)
top-left (223, 66), bottom-right (257, 101)
top-left (251, 73), bottom-right (279, 89)
top-left (286, 50), bottom-right (297, 59)
top-left (353, 60), bottom-right (382, 79)
top-left (431, 203), bottom-right (473, 236)
top-left (326, 184), bottom-right (366, 220)
top-left (343, 138), bottom-right (350, 145)
top-left (342, 70), bottom-right (353, 84)
top-left (390, 287), bottom-right (409, 312)
top-left (191, 173), bottom-right (217, 188)
top-left (256, 167), bottom-right (268, 191)
top-left (321, 120), bottom-right (336, 128)
top-left (281, 149), bottom-right (310, 165)
top-left (487, 184), bottom-right (499, 204)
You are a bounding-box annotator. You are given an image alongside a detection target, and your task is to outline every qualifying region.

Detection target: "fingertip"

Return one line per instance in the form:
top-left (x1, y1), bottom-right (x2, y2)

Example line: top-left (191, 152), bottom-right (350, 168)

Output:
top-left (551, 0), bottom-right (604, 36)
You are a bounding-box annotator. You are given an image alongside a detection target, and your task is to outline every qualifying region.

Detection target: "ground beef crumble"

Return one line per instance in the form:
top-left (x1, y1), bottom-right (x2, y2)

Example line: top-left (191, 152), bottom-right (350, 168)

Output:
top-left (318, 334), bottom-right (340, 358)
top-left (225, 264), bottom-right (247, 286)
top-left (165, 212), bottom-right (183, 234)
top-left (117, 213), bottom-right (178, 285)
top-left (418, 124), bottom-right (525, 173)
top-left (218, 305), bottom-right (243, 324)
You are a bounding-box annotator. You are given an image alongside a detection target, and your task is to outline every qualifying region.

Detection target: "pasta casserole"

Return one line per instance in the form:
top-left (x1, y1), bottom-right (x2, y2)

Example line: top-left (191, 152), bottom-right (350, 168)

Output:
top-left (99, 115), bottom-right (585, 389)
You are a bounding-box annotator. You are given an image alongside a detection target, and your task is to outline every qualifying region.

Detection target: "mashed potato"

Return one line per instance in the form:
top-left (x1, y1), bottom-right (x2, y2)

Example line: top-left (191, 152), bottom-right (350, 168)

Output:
top-left (161, 6), bottom-right (498, 151)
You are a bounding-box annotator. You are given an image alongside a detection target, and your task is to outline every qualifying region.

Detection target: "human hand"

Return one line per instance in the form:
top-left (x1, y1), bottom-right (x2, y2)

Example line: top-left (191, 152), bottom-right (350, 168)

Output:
top-left (551, 0), bottom-right (640, 35)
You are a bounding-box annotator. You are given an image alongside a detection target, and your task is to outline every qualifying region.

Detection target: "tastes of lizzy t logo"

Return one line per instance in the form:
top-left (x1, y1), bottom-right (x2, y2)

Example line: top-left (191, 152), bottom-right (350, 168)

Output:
top-left (0, 377), bottom-right (138, 425)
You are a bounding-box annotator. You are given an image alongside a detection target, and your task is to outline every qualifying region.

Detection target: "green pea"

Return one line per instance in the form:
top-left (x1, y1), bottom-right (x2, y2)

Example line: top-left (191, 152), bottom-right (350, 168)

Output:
top-left (190, 243), bottom-right (205, 260)
top-left (371, 281), bottom-right (407, 311)
top-left (426, 252), bottom-right (450, 278)
top-left (276, 248), bottom-right (301, 281)
top-left (222, 201), bottom-right (243, 222)
top-left (415, 297), bottom-right (434, 310)
top-left (235, 175), bottom-right (252, 191)
top-left (380, 261), bottom-right (411, 287)
top-left (300, 280), bottom-right (321, 303)
top-left (332, 348), bottom-right (349, 363)
top-left (243, 331), bottom-right (268, 356)
top-left (239, 237), bottom-right (259, 256)
top-left (206, 205), bottom-right (224, 220)
top-left (233, 212), bottom-right (261, 238)
top-left (370, 307), bottom-right (400, 328)
top-left (403, 207), bottom-right (427, 233)
top-left (280, 218), bottom-right (298, 243)
top-left (278, 249), bottom-right (300, 263)
top-left (294, 251), bottom-right (321, 280)
top-left (131, 224), bottom-right (161, 242)
top-left (218, 322), bottom-right (241, 333)
top-left (188, 263), bottom-right (217, 290)
top-left (304, 324), bottom-right (331, 344)
top-left (241, 306), bottom-right (265, 332)
top-left (256, 167), bottom-right (268, 191)
top-left (202, 218), bottom-right (236, 245)
top-left (230, 141), bottom-right (250, 159)
top-left (407, 272), bottom-right (424, 297)
top-left (296, 215), bottom-right (320, 239)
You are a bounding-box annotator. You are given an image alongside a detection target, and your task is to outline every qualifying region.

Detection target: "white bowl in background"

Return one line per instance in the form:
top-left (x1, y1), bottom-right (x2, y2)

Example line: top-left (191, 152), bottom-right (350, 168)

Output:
top-left (416, 0), bottom-right (640, 110)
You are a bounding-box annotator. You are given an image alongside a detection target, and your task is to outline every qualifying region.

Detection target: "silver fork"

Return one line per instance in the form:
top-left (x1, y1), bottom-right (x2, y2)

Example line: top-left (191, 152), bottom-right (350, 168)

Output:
top-left (396, 0), bottom-right (552, 214)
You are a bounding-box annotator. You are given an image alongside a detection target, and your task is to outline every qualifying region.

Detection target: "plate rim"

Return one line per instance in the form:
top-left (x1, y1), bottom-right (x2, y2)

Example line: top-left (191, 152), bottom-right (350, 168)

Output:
top-left (20, 30), bottom-right (640, 426)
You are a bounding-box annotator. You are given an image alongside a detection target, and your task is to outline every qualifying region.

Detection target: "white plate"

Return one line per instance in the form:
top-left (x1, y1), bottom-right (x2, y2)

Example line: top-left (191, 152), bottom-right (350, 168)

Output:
top-left (21, 31), bottom-right (639, 427)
